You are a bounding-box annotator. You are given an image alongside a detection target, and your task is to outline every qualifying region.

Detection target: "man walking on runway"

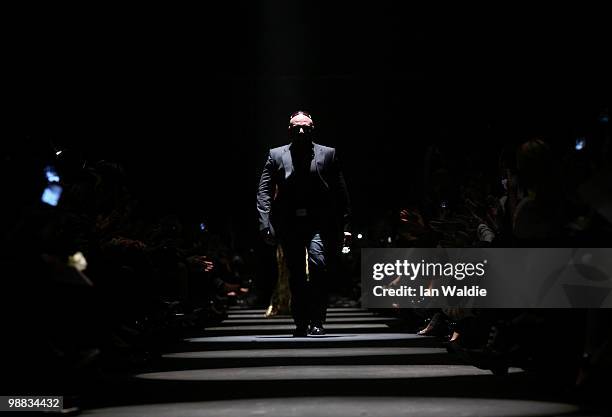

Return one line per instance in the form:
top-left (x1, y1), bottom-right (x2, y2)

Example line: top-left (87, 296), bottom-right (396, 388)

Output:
top-left (257, 111), bottom-right (352, 337)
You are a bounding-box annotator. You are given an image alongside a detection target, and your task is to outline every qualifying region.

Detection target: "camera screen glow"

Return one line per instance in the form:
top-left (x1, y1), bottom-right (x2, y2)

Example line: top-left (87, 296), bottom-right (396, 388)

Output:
top-left (41, 184), bottom-right (62, 206)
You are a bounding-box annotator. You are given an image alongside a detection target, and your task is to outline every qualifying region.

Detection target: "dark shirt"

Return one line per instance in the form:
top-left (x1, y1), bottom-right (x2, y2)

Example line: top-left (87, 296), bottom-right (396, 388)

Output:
top-left (287, 145), bottom-right (325, 222)
top-left (292, 147), bottom-right (313, 205)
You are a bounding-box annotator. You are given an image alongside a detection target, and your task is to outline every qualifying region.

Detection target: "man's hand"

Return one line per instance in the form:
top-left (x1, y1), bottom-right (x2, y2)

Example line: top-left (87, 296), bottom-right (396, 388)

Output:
top-left (261, 228), bottom-right (277, 246)
top-left (343, 231), bottom-right (352, 247)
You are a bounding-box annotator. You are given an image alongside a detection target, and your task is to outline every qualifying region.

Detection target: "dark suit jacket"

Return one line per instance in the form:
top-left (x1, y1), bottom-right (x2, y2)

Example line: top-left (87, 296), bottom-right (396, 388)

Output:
top-left (257, 142), bottom-right (351, 237)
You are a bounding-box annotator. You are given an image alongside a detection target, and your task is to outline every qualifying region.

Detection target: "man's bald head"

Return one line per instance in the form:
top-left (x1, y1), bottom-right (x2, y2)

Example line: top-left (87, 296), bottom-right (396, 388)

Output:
top-left (289, 111), bottom-right (314, 127)
top-left (288, 111), bottom-right (314, 144)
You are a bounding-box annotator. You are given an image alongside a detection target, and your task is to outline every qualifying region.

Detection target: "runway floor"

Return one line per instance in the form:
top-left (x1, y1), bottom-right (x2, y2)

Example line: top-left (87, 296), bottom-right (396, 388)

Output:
top-left (83, 307), bottom-right (592, 416)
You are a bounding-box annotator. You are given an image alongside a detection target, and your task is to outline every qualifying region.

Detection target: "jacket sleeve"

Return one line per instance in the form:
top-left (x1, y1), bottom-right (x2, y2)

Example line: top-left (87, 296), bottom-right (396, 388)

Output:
top-left (331, 148), bottom-right (352, 233)
top-left (257, 150), bottom-right (276, 232)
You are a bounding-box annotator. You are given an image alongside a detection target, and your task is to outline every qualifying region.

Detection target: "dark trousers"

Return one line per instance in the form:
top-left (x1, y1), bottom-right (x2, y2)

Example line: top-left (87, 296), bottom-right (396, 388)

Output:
top-left (281, 220), bottom-right (333, 328)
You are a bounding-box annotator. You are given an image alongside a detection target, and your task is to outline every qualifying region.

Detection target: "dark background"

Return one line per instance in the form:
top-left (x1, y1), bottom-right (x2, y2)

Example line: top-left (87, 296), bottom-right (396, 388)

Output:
top-left (5, 3), bottom-right (610, 250)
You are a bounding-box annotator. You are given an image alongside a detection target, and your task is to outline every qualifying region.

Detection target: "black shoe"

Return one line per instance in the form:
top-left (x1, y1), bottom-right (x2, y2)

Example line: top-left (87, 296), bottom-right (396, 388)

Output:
top-left (308, 325), bottom-right (326, 336)
top-left (293, 327), bottom-right (308, 337)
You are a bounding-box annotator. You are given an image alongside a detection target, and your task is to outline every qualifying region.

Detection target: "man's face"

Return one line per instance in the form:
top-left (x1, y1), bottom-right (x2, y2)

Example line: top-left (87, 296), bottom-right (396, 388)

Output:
top-left (288, 114), bottom-right (314, 143)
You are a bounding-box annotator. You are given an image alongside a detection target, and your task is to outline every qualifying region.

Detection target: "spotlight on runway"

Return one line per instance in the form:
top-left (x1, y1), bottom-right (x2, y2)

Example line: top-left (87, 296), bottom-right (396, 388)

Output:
top-left (135, 365), bottom-right (524, 382)
top-left (85, 397), bottom-right (579, 417)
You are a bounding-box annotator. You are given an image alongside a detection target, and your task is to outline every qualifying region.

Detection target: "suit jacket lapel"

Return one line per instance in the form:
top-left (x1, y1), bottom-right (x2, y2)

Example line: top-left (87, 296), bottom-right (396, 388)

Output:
top-left (282, 145), bottom-right (293, 179)
top-left (314, 144), bottom-right (329, 189)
